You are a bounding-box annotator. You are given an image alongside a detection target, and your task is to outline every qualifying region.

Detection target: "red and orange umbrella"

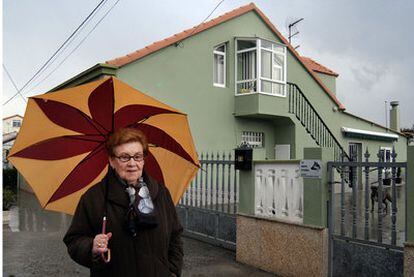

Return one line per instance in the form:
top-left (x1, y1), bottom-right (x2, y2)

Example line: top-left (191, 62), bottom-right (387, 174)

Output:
top-left (8, 77), bottom-right (199, 215)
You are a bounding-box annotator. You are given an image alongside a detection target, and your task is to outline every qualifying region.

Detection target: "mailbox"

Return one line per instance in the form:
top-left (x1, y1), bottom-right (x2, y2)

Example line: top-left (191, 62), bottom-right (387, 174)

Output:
top-left (235, 144), bottom-right (252, 170)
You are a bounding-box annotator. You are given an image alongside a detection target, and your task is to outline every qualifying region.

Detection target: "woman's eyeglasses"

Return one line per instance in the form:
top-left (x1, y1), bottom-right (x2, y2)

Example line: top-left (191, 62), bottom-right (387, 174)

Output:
top-left (114, 154), bottom-right (145, 162)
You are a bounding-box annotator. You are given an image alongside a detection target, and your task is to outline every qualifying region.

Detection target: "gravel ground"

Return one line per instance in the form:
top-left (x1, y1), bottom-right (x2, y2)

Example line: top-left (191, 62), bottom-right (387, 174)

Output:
top-left (3, 225), bottom-right (275, 277)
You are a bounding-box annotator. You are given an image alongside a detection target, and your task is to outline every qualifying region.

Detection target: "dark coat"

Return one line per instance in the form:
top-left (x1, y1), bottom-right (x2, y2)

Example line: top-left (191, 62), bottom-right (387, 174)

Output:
top-left (63, 171), bottom-right (183, 277)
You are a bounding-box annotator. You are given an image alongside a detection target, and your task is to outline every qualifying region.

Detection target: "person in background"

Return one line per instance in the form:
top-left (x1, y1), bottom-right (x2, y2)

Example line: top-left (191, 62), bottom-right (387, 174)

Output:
top-left (64, 127), bottom-right (183, 276)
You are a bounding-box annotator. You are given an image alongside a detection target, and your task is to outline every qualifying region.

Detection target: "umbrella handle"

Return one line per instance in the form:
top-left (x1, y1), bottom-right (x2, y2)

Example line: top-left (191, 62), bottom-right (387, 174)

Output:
top-left (101, 216), bottom-right (111, 263)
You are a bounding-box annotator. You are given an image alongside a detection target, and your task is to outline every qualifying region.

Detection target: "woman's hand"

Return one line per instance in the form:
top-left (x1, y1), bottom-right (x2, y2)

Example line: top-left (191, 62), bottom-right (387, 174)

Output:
top-left (92, 232), bottom-right (112, 255)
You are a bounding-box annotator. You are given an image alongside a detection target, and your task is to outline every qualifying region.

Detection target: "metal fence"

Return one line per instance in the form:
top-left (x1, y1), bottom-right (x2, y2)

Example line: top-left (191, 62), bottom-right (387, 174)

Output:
top-left (179, 152), bottom-right (239, 214)
top-left (328, 147), bottom-right (407, 276)
top-left (177, 152), bottom-right (239, 250)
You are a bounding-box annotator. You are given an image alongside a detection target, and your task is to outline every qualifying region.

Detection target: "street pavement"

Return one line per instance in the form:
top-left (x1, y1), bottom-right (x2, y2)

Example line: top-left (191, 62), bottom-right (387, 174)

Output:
top-left (3, 224), bottom-right (275, 277)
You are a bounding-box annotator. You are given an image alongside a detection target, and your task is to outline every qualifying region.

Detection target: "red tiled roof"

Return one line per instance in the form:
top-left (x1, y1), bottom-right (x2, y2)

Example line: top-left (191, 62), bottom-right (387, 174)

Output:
top-left (106, 3), bottom-right (257, 67)
top-left (106, 2), bottom-right (345, 110)
top-left (301, 57), bottom-right (339, 77)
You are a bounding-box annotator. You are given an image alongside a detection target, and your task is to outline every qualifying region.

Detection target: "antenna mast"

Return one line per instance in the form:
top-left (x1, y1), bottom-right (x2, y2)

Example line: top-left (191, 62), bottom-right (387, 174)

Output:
top-left (288, 18), bottom-right (304, 50)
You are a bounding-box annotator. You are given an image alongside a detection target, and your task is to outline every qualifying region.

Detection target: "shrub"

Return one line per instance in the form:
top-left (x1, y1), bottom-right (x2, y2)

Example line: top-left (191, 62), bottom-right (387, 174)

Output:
top-left (3, 188), bottom-right (16, 210)
top-left (3, 168), bottom-right (17, 191)
top-left (3, 168), bottom-right (18, 210)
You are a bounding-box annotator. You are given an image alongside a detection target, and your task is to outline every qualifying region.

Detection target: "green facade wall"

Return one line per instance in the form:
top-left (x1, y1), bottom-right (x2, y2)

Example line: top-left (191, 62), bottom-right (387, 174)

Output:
top-left (52, 10), bottom-right (407, 161)
top-left (117, 11), bottom-right (287, 155)
top-left (115, 10), bottom-right (407, 160)
top-left (316, 72), bottom-right (336, 95)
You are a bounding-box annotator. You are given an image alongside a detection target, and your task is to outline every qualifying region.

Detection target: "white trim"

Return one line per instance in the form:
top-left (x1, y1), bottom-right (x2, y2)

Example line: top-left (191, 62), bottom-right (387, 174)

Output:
top-left (236, 78), bottom-right (257, 84)
top-left (213, 43), bottom-right (226, 87)
top-left (257, 38), bottom-right (261, 94)
top-left (213, 83), bottom-right (226, 88)
top-left (259, 37), bottom-right (287, 49)
top-left (259, 77), bottom-right (286, 85)
top-left (237, 47), bottom-right (257, 54)
top-left (235, 37), bottom-right (287, 96)
top-left (234, 91), bottom-right (287, 98)
top-left (234, 38), bottom-right (238, 95)
top-left (341, 127), bottom-right (399, 139)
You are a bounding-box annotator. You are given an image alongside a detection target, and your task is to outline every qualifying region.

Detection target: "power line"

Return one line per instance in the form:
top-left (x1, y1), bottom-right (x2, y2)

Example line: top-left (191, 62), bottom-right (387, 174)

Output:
top-left (3, 0), bottom-right (107, 106)
top-left (176, 0), bottom-right (225, 46)
top-left (24, 0), bottom-right (109, 93)
top-left (28, 0), bottom-right (121, 92)
top-left (2, 64), bottom-right (27, 103)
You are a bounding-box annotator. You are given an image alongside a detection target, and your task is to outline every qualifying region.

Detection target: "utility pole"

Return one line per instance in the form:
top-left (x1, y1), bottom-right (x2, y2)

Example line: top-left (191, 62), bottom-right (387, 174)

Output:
top-left (288, 18), bottom-right (304, 49)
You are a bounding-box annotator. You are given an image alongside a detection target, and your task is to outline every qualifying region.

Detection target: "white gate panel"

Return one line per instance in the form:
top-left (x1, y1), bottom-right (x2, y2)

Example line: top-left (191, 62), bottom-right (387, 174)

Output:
top-left (255, 162), bottom-right (303, 223)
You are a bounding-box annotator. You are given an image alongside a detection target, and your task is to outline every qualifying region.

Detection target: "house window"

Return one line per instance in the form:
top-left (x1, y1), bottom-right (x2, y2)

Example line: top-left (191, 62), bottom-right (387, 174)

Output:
top-left (12, 120), bottom-right (21, 128)
top-left (380, 147), bottom-right (392, 162)
top-left (213, 44), bottom-right (226, 87)
top-left (242, 131), bottom-right (264, 148)
top-left (236, 39), bottom-right (257, 93)
top-left (236, 38), bottom-right (287, 96)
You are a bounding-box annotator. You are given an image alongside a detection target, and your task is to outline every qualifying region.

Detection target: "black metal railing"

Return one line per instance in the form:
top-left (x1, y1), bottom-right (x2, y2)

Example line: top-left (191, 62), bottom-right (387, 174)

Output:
top-left (287, 83), bottom-right (350, 162)
top-left (328, 146), bottom-right (407, 248)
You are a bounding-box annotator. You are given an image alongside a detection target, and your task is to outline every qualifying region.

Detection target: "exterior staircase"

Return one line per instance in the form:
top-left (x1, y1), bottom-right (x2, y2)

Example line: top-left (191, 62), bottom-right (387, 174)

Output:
top-left (287, 82), bottom-right (350, 162)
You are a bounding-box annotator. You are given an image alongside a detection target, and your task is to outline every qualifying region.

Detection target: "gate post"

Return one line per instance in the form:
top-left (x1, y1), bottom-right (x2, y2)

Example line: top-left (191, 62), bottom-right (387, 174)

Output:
top-left (303, 147), bottom-right (334, 227)
top-left (236, 147), bottom-right (332, 277)
top-left (405, 145), bottom-right (414, 277)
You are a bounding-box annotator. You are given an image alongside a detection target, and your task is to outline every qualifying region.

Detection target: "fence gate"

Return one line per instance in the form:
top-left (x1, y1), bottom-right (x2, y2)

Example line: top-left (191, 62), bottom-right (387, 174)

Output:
top-left (176, 152), bottom-right (239, 250)
top-left (327, 147), bottom-right (407, 277)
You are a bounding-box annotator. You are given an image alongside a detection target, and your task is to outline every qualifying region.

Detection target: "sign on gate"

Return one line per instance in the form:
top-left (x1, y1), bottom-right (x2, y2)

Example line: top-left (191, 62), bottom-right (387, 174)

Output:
top-left (300, 160), bottom-right (322, 178)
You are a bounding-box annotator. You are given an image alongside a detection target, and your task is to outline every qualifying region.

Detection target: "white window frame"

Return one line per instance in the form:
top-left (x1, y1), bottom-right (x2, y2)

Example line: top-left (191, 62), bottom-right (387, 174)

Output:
top-left (235, 38), bottom-right (257, 95)
top-left (213, 43), bottom-right (226, 88)
top-left (235, 37), bottom-right (287, 97)
top-left (380, 146), bottom-right (392, 161)
top-left (241, 131), bottom-right (264, 148)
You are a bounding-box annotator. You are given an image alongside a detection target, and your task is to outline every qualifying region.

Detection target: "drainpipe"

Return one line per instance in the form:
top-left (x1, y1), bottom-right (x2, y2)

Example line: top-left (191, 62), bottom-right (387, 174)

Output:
top-left (390, 101), bottom-right (400, 132)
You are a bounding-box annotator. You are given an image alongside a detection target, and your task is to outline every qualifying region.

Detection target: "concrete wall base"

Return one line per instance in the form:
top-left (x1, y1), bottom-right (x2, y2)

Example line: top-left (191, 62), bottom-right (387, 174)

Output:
top-left (404, 242), bottom-right (414, 277)
top-left (237, 214), bottom-right (328, 277)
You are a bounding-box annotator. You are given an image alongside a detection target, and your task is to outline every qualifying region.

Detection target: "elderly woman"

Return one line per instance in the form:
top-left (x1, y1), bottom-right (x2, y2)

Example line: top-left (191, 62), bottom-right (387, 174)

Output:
top-left (63, 128), bottom-right (183, 277)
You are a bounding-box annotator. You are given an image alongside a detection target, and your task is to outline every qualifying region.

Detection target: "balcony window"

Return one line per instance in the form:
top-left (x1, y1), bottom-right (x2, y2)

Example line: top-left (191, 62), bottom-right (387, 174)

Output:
top-left (213, 44), bottom-right (226, 87)
top-left (236, 39), bottom-right (257, 93)
top-left (236, 38), bottom-right (286, 96)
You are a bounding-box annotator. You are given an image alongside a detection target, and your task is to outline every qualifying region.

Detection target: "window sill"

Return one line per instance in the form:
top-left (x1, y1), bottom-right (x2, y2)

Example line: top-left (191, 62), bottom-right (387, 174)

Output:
top-left (235, 91), bottom-right (286, 98)
top-left (213, 83), bottom-right (226, 88)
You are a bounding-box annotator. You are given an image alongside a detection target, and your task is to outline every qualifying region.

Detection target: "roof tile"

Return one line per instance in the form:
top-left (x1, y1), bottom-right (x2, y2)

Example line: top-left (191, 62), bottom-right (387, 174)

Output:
top-left (301, 57), bottom-right (339, 77)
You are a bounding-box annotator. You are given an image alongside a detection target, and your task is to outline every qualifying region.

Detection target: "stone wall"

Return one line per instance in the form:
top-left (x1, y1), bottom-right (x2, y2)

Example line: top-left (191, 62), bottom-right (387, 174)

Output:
top-left (405, 242), bottom-right (414, 277)
top-left (236, 213), bottom-right (328, 277)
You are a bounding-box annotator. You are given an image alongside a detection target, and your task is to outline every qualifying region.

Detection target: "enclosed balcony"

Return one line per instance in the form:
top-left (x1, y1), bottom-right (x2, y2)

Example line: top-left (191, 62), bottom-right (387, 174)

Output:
top-left (234, 37), bottom-right (289, 118)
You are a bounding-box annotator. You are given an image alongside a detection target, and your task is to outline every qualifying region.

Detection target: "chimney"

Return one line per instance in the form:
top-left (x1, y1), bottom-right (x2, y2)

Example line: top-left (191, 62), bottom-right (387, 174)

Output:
top-left (390, 101), bottom-right (400, 131)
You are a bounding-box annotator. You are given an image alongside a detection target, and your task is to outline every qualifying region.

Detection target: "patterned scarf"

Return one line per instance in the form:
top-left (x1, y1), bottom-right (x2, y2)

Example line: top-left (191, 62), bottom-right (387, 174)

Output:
top-left (124, 176), bottom-right (158, 236)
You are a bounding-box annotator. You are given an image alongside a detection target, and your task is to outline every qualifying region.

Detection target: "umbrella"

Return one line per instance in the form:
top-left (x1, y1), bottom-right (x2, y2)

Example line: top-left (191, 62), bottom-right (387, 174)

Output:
top-left (8, 77), bottom-right (199, 215)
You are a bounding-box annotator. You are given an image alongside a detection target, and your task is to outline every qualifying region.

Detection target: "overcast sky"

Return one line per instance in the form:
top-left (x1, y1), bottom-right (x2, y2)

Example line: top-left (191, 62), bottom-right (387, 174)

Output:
top-left (3, 0), bottom-right (413, 128)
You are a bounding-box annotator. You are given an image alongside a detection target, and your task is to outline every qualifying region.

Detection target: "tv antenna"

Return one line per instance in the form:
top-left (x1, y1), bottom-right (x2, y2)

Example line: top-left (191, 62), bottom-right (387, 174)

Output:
top-left (287, 18), bottom-right (304, 50)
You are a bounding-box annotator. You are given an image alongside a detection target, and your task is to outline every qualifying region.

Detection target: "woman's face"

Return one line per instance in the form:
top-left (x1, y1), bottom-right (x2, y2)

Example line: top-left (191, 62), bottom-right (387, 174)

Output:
top-left (109, 141), bottom-right (145, 185)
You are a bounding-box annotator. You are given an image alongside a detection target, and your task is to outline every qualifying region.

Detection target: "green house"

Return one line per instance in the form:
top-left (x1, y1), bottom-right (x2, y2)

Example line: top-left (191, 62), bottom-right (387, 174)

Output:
top-left (53, 3), bottom-right (408, 162)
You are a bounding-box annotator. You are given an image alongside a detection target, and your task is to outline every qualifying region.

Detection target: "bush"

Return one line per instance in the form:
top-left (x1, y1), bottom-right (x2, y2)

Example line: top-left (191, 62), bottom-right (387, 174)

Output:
top-left (3, 168), bottom-right (18, 210)
top-left (3, 168), bottom-right (17, 191)
top-left (3, 188), bottom-right (16, 210)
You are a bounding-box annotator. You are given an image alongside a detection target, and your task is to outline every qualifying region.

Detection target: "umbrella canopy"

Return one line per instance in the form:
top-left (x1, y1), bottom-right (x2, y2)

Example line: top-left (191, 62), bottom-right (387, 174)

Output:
top-left (8, 77), bottom-right (199, 215)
